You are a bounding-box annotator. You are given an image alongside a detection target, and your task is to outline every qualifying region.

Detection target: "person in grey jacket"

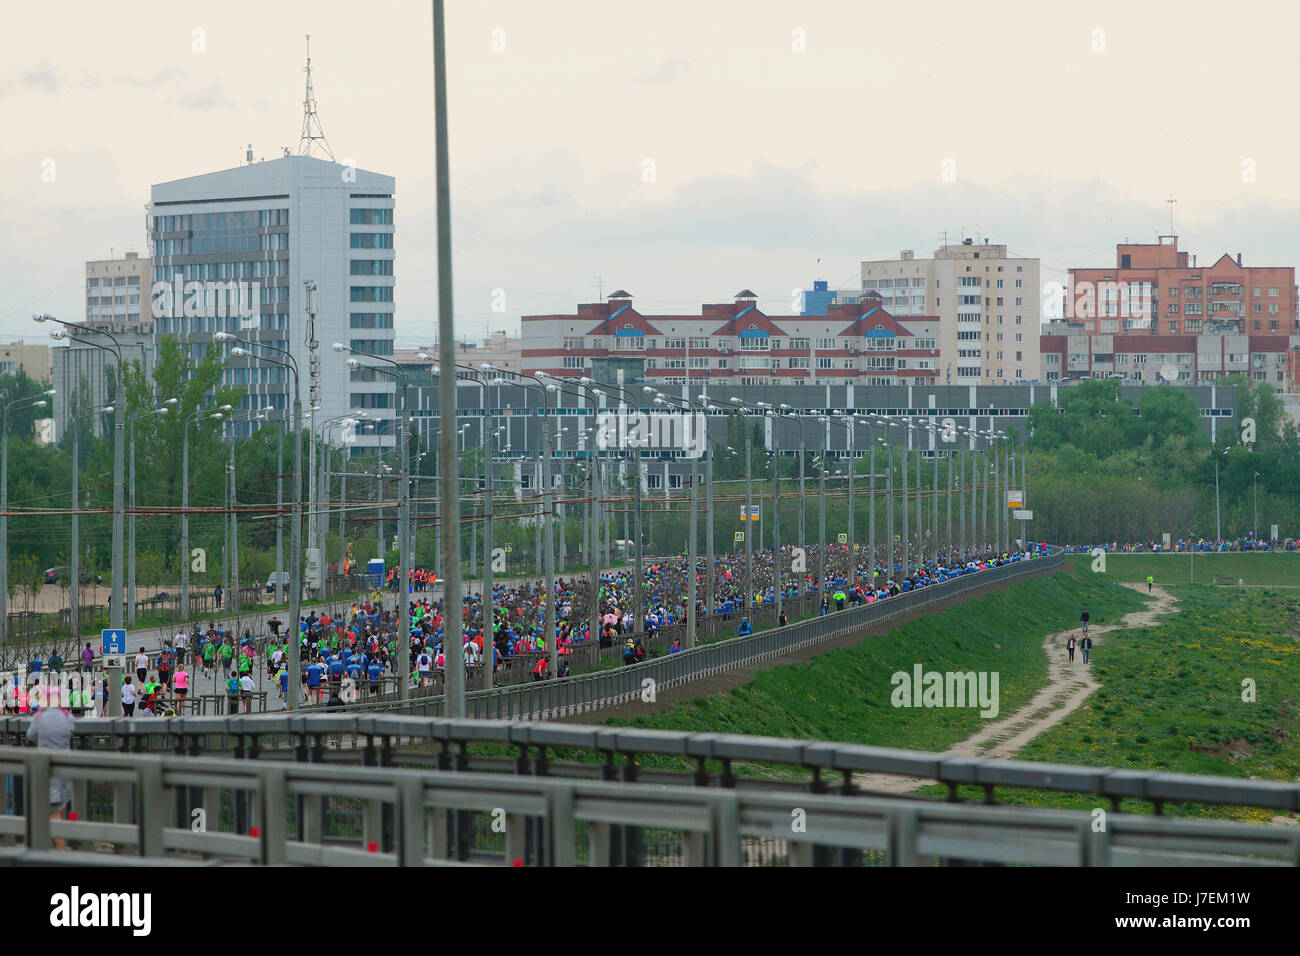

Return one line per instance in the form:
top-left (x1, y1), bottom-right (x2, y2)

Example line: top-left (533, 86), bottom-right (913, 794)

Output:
top-left (25, 692), bottom-right (75, 850)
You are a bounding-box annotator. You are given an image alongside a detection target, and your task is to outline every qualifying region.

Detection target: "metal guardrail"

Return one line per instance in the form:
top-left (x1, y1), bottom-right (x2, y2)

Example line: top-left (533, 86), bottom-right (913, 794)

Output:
top-left (8, 713), bottom-right (1298, 818)
top-left (0, 746), bottom-right (1295, 866)
top-left (308, 548), bottom-right (1064, 719)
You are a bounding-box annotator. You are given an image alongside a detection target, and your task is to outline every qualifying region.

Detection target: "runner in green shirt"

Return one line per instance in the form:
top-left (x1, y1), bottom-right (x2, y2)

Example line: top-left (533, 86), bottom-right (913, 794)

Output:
top-left (237, 652), bottom-right (251, 676)
top-left (218, 642), bottom-right (234, 677)
top-left (201, 641), bottom-right (216, 677)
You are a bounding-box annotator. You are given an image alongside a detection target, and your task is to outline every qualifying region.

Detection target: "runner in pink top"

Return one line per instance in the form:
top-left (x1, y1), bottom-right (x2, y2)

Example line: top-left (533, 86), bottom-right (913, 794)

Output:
top-left (174, 668), bottom-right (189, 699)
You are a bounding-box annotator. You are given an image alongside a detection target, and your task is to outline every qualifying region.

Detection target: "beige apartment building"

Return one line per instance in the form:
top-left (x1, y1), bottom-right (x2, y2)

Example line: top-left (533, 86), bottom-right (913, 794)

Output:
top-left (396, 330), bottom-right (521, 382)
top-left (860, 238), bottom-right (1041, 384)
top-left (85, 250), bottom-right (152, 334)
top-left (0, 341), bottom-right (51, 381)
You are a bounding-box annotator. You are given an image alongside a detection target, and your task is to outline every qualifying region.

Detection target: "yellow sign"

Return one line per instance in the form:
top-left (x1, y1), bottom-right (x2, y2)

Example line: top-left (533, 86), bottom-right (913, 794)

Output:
top-left (734, 531), bottom-right (744, 542)
top-left (837, 533), bottom-right (848, 545)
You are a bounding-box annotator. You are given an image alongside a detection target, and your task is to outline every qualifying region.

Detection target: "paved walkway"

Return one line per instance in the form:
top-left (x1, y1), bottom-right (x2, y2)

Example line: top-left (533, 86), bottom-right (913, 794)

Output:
top-left (850, 583), bottom-right (1179, 794)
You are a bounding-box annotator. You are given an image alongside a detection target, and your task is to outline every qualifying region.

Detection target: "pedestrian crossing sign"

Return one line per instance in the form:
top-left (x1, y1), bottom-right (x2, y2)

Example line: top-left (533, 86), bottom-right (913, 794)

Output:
top-left (734, 531), bottom-right (744, 542)
top-left (837, 533), bottom-right (848, 544)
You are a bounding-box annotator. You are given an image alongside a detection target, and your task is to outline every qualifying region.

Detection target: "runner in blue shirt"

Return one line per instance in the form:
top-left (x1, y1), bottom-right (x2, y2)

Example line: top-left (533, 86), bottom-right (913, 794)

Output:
top-left (306, 662), bottom-right (324, 702)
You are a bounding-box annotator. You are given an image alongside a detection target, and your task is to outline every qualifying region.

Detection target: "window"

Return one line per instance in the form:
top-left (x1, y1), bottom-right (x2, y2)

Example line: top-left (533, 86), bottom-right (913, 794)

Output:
top-left (817, 357), bottom-right (832, 369)
top-left (349, 209), bottom-right (393, 225)
top-left (1269, 287), bottom-right (1279, 296)
top-left (349, 260), bottom-right (393, 276)
top-left (563, 336), bottom-right (584, 349)
top-left (663, 337), bottom-right (686, 350)
top-left (789, 337), bottom-right (809, 350)
top-left (689, 338), bottom-right (710, 349)
top-left (349, 339), bottom-right (393, 355)
top-left (1185, 286), bottom-right (1201, 299)
top-left (562, 356), bottom-right (584, 368)
top-left (349, 392), bottom-right (392, 409)
top-left (350, 286), bottom-right (393, 302)
top-left (349, 313), bottom-right (393, 329)
top-left (350, 233), bottom-right (393, 249)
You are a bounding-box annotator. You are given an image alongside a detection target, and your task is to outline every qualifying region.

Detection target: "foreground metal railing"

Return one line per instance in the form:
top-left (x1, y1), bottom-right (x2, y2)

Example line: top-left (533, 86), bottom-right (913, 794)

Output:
top-left (300, 548), bottom-right (1063, 719)
top-left (6, 713), bottom-right (1298, 819)
top-left (1, 746), bottom-right (1295, 866)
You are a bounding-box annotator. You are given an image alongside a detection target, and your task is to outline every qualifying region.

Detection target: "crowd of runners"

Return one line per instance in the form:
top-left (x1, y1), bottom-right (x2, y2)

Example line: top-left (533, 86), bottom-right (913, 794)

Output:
top-left (7, 541), bottom-right (1047, 714)
top-left (1063, 536), bottom-right (1296, 553)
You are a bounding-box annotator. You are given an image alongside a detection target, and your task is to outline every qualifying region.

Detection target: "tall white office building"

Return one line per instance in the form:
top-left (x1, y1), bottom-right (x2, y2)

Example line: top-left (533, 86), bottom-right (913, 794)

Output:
top-left (148, 155), bottom-right (396, 449)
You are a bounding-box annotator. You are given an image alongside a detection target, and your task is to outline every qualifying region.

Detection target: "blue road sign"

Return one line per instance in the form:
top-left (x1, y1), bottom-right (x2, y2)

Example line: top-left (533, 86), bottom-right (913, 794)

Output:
top-left (101, 629), bottom-right (127, 656)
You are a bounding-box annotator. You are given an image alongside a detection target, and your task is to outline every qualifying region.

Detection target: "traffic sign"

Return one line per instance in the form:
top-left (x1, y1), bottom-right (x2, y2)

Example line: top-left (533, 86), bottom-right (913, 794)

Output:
top-left (1007, 490), bottom-right (1024, 508)
top-left (101, 629), bottom-right (126, 656)
top-left (739, 505), bottom-right (760, 520)
top-left (1013, 509), bottom-right (1033, 520)
top-left (103, 656), bottom-right (124, 670)
top-left (734, 531), bottom-right (744, 542)
top-left (837, 533), bottom-right (848, 545)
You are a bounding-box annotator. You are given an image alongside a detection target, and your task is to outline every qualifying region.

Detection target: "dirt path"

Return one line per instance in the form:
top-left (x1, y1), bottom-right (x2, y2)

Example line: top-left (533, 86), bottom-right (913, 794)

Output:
top-left (850, 583), bottom-right (1179, 794)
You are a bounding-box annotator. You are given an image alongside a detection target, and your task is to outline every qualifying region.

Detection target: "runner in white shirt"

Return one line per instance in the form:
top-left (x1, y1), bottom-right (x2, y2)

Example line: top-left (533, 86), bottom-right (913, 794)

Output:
top-left (416, 651), bottom-right (432, 686)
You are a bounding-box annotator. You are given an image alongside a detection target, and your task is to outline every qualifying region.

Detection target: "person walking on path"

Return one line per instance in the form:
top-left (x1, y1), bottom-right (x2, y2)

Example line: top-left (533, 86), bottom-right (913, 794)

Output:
top-left (1080, 633), bottom-right (1093, 665)
top-left (1066, 634), bottom-right (1076, 663)
top-left (1146, 574), bottom-right (1154, 593)
top-left (1079, 609), bottom-right (1090, 637)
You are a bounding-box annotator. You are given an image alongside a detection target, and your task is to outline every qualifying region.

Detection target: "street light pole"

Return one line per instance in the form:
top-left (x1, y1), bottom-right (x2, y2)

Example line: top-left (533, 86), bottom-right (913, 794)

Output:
top-left (1, 389), bottom-right (52, 644)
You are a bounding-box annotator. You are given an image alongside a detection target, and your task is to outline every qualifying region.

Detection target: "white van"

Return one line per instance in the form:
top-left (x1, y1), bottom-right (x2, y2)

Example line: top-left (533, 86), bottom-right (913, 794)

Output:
top-left (265, 571), bottom-right (290, 594)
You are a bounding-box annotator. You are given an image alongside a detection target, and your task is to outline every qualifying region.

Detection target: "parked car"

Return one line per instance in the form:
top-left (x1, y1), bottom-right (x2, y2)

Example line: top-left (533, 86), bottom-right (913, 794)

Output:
top-left (265, 571), bottom-right (290, 594)
top-left (43, 567), bottom-right (102, 586)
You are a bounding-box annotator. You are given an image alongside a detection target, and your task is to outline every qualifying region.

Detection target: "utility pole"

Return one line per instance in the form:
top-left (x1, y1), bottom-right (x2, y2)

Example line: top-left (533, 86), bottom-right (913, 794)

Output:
top-left (434, 0), bottom-right (464, 716)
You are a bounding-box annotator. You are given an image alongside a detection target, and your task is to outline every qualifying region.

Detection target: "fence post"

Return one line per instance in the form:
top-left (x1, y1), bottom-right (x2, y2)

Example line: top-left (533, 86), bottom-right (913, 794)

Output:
top-left (136, 758), bottom-right (166, 858)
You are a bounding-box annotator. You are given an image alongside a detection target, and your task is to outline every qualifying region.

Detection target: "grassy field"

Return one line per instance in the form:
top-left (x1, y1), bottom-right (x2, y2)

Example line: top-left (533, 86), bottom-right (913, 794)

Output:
top-left (1065, 551), bottom-right (1300, 587)
top-left (592, 570), bottom-right (1146, 758)
top-left (954, 584), bottom-right (1300, 821)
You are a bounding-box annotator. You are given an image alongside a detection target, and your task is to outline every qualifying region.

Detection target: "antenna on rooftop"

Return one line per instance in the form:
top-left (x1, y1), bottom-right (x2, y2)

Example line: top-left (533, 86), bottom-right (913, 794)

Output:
top-left (299, 34), bottom-right (335, 161)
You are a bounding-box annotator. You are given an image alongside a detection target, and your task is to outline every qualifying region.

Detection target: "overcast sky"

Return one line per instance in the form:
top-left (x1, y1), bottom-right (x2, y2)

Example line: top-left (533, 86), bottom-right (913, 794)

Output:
top-left (4, 0), bottom-right (1300, 347)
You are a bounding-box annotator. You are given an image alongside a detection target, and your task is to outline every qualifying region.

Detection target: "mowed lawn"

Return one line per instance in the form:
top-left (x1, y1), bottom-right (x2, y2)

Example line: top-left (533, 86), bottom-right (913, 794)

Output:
top-left (596, 570), bottom-right (1146, 761)
top-left (1065, 551), bottom-right (1300, 588)
top-left (961, 585), bottom-right (1300, 821)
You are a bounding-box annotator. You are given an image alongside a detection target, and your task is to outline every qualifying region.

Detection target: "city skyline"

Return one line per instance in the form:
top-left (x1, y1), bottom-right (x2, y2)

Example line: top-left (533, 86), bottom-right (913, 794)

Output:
top-left (5, 0), bottom-right (1300, 347)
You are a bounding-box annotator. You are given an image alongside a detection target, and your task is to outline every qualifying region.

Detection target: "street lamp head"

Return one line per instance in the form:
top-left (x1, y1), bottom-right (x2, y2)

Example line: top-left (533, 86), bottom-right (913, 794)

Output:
top-left (218, 404), bottom-right (233, 412)
top-left (229, 346), bottom-right (249, 357)
top-left (331, 342), bottom-right (349, 353)
top-left (210, 413), bottom-right (224, 421)
top-left (33, 400), bottom-right (46, 409)
top-left (163, 397), bottom-right (178, 406)
top-left (32, 313), bottom-right (49, 323)
top-left (154, 407), bottom-right (169, 416)
top-left (49, 329), bottom-right (66, 340)
top-left (213, 332), bottom-right (236, 342)
top-left (346, 358), bottom-right (361, 368)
